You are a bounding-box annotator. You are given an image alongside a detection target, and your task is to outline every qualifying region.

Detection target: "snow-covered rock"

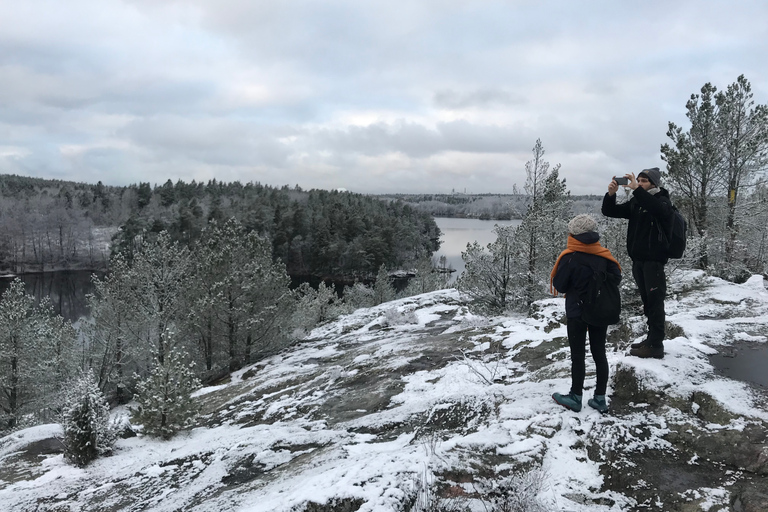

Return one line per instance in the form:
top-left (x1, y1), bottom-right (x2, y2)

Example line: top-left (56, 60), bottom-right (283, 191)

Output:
top-left (2, 272), bottom-right (768, 511)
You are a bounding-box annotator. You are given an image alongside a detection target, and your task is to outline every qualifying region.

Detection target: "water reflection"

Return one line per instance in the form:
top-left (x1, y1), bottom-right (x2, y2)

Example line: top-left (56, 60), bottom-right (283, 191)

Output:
top-left (710, 343), bottom-right (768, 388)
top-left (0, 270), bottom-right (101, 322)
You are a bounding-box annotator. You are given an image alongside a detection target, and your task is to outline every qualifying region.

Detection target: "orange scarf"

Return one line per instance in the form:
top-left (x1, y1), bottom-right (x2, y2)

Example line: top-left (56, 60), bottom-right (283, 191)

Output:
top-left (549, 235), bottom-right (621, 295)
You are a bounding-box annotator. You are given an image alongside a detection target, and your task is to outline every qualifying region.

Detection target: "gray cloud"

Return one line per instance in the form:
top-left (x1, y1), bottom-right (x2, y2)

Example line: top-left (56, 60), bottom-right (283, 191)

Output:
top-left (433, 89), bottom-right (526, 109)
top-left (0, 0), bottom-right (767, 195)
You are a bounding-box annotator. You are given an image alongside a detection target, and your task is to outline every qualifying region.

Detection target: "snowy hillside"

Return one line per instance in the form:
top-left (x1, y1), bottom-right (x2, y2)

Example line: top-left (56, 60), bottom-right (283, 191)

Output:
top-left (1, 270), bottom-right (768, 511)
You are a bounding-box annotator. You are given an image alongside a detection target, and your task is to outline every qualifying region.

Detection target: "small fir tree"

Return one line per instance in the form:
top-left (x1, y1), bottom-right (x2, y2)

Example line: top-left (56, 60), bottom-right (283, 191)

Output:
top-left (341, 281), bottom-right (375, 312)
top-left (60, 371), bottom-right (118, 467)
top-left (291, 281), bottom-right (341, 337)
top-left (132, 338), bottom-right (201, 440)
top-left (400, 257), bottom-right (447, 298)
top-left (372, 264), bottom-right (396, 305)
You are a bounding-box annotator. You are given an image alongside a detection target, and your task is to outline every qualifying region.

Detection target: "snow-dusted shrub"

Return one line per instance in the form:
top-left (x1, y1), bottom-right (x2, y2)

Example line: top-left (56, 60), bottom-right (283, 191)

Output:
top-left (710, 260), bottom-right (753, 284)
top-left (60, 371), bottom-right (118, 467)
top-left (132, 347), bottom-right (201, 439)
top-left (341, 282), bottom-right (375, 312)
top-left (456, 224), bottom-right (527, 315)
top-left (476, 468), bottom-right (550, 512)
top-left (410, 465), bottom-right (472, 512)
top-left (383, 307), bottom-right (417, 327)
top-left (291, 281), bottom-right (342, 336)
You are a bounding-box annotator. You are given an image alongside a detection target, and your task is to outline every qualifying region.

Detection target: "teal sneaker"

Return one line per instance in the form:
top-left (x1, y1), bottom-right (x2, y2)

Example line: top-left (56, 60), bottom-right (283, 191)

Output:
top-left (588, 395), bottom-right (609, 414)
top-left (552, 392), bottom-right (582, 412)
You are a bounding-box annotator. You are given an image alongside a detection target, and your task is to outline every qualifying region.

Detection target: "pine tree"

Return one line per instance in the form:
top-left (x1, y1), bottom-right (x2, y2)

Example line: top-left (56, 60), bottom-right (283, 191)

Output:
top-left (82, 253), bottom-right (139, 404)
top-left (715, 75), bottom-right (768, 265)
top-left (132, 337), bottom-right (200, 440)
top-left (457, 224), bottom-right (524, 314)
top-left (60, 371), bottom-right (118, 467)
top-left (130, 231), bottom-right (192, 366)
top-left (188, 218), bottom-right (294, 370)
top-left (291, 281), bottom-right (341, 337)
top-left (0, 279), bottom-right (76, 430)
top-left (661, 82), bottom-right (722, 269)
top-left (516, 140), bottom-right (572, 305)
top-left (372, 264), bottom-right (396, 305)
top-left (340, 282), bottom-right (375, 312)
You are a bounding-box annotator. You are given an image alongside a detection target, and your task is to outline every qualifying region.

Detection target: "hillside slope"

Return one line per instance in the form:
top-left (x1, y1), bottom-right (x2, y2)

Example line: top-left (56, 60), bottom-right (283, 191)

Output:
top-left (1, 271), bottom-right (768, 511)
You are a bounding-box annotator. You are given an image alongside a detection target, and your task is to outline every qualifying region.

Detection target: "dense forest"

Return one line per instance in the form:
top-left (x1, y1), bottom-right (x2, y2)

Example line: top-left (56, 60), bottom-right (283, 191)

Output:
top-left (0, 173), bottom-right (607, 278)
top-left (0, 175), bottom-right (440, 281)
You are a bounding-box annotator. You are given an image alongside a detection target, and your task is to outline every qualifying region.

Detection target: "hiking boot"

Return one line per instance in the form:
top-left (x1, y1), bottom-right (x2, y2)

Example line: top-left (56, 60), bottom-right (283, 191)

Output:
top-left (629, 344), bottom-right (664, 359)
top-left (588, 395), bottom-right (609, 414)
top-left (630, 339), bottom-right (649, 350)
top-left (552, 392), bottom-right (582, 412)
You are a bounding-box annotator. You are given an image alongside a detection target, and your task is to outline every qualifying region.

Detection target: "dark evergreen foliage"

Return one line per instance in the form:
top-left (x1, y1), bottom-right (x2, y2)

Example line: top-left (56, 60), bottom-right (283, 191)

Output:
top-left (0, 173), bottom-right (441, 281)
top-left (60, 372), bottom-right (117, 467)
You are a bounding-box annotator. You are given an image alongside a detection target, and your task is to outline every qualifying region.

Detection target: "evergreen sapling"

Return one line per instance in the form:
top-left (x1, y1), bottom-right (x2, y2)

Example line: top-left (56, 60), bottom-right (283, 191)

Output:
top-left (132, 336), bottom-right (201, 439)
top-left (60, 371), bottom-right (118, 467)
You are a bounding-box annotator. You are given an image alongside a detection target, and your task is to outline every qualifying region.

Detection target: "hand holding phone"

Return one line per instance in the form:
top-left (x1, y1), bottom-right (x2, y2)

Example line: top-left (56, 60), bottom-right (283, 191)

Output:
top-left (614, 176), bottom-right (629, 186)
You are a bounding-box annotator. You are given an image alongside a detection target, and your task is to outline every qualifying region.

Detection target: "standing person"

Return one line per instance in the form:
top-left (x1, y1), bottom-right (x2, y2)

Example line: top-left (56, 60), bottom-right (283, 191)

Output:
top-left (602, 167), bottom-right (673, 359)
top-left (550, 214), bottom-right (621, 413)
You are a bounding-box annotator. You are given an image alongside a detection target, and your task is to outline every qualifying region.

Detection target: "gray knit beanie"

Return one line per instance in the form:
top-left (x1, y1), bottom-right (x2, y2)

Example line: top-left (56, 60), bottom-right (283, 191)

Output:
top-left (568, 214), bottom-right (597, 236)
top-left (638, 167), bottom-right (661, 187)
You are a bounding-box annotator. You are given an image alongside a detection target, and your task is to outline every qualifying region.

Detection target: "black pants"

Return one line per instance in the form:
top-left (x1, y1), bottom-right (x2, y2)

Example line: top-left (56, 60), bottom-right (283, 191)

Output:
top-left (631, 260), bottom-right (666, 347)
top-left (567, 316), bottom-right (609, 396)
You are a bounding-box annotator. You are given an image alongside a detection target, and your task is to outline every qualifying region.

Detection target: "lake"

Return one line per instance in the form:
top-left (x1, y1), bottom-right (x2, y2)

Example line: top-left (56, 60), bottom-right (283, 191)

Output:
top-left (433, 217), bottom-right (522, 283)
top-left (0, 270), bottom-right (100, 322)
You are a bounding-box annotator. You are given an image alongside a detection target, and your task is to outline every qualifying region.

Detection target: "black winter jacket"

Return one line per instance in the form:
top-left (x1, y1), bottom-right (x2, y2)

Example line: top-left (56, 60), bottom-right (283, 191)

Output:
top-left (552, 233), bottom-right (622, 319)
top-left (601, 187), bottom-right (674, 263)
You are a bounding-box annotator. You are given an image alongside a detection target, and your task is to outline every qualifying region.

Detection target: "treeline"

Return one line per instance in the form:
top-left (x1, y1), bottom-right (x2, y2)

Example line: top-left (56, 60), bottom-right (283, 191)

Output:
top-left (0, 176), bottom-right (440, 280)
top-left (381, 192), bottom-right (604, 220)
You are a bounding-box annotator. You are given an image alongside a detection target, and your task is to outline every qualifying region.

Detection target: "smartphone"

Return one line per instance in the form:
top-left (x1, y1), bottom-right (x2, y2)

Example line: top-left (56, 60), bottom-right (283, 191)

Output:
top-left (614, 176), bottom-right (629, 185)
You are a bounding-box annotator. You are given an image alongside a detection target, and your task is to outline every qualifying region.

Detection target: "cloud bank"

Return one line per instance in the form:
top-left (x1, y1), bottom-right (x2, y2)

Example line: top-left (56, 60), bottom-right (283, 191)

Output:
top-left (1, 0), bottom-right (766, 194)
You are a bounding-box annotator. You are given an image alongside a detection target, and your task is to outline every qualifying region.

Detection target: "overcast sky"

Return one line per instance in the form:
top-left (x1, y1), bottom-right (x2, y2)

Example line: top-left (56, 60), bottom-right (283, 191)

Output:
top-left (1, 0), bottom-right (766, 195)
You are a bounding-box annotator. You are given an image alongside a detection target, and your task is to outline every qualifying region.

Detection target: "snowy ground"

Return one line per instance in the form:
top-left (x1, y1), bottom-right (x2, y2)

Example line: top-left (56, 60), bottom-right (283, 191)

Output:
top-left (1, 270), bottom-right (767, 511)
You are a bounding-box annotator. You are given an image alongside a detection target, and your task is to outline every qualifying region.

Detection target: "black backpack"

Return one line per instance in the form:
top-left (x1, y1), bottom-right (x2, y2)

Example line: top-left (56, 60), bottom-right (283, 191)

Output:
top-left (579, 258), bottom-right (621, 326)
top-left (663, 205), bottom-right (687, 259)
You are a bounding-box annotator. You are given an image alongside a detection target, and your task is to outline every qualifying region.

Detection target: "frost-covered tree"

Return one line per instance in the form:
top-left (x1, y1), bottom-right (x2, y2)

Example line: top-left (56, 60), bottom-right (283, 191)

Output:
top-left (130, 231), bottom-right (192, 366)
top-left (400, 257), bottom-right (448, 297)
top-left (715, 75), bottom-right (768, 264)
top-left (0, 279), bottom-right (75, 430)
top-left (661, 82), bottom-right (723, 269)
top-left (662, 75), bottom-right (768, 274)
top-left (516, 140), bottom-right (572, 305)
top-left (185, 219), bottom-right (295, 372)
top-left (132, 338), bottom-right (200, 440)
top-left (457, 224), bottom-right (523, 314)
top-left (82, 254), bottom-right (139, 404)
top-left (185, 221), bottom-right (231, 373)
top-left (340, 281), bottom-right (375, 312)
top-left (291, 281), bottom-right (341, 337)
top-left (372, 264), bottom-right (396, 306)
top-left (60, 371), bottom-right (118, 467)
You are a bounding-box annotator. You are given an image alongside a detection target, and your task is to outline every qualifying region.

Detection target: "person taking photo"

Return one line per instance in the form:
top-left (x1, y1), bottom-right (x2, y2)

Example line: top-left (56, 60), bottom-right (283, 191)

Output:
top-left (602, 167), bottom-right (673, 359)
